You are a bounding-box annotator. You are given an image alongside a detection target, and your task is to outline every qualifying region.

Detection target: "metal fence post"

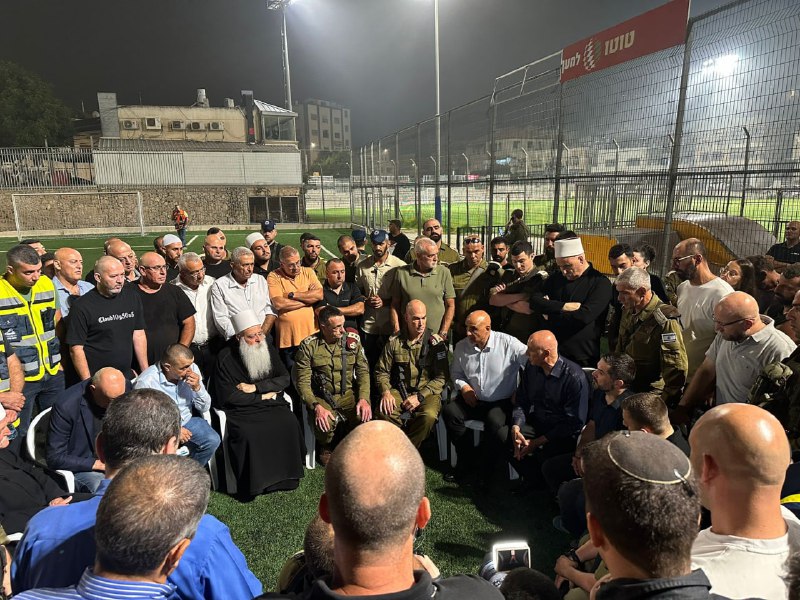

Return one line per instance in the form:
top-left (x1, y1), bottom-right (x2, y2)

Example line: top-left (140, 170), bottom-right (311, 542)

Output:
top-left (137, 191), bottom-right (145, 236)
top-left (395, 133), bottom-right (401, 219)
top-left (739, 126), bottom-right (751, 217)
top-left (552, 79), bottom-right (565, 223)
top-left (487, 102), bottom-right (497, 236)
top-left (446, 110), bottom-right (452, 246)
top-left (660, 18), bottom-right (695, 276)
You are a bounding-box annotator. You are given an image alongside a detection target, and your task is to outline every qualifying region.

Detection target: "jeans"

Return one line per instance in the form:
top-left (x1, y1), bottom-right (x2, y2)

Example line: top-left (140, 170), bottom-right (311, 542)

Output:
top-left (183, 416), bottom-right (220, 466)
top-left (19, 371), bottom-right (65, 437)
top-left (177, 228), bottom-right (187, 245)
top-left (73, 471), bottom-right (105, 494)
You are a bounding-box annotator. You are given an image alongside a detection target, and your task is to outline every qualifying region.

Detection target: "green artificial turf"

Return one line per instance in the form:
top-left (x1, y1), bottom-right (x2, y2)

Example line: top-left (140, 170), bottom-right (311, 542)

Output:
top-left (207, 439), bottom-right (572, 593)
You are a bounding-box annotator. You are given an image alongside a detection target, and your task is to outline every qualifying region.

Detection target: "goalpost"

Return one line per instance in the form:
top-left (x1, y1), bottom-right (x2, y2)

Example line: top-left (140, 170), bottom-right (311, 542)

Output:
top-left (10, 190), bottom-right (145, 240)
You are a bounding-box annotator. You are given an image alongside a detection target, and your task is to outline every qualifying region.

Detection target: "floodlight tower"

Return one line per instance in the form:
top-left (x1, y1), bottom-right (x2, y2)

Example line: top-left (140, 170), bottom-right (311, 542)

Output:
top-left (266, 0), bottom-right (298, 139)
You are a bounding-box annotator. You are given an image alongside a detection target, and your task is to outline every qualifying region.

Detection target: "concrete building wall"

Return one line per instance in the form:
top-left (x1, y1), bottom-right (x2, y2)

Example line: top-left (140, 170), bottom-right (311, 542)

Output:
top-left (117, 106), bottom-right (248, 141)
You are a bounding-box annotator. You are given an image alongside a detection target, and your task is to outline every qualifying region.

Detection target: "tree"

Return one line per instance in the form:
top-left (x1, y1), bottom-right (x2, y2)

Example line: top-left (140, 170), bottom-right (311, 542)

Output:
top-left (0, 61), bottom-right (73, 147)
top-left (308, 151), bottom-right (351, 179)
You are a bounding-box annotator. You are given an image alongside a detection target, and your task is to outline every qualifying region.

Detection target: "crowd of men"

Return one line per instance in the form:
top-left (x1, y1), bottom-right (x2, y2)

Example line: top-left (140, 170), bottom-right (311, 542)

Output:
top-left (4, 213), bottom-right (800, 599)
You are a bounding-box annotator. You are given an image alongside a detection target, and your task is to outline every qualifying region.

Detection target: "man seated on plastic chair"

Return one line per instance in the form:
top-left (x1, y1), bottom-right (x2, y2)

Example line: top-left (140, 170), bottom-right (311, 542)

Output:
top-left (134, 344), bottom-right (219, 466)
top-left (375, 300), bottom-right (448, 448)
top-left (47, 368), bottom-right (128, 493)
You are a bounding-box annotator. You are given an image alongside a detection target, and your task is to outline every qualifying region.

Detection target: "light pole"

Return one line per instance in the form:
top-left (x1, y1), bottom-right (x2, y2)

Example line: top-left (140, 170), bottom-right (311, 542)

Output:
top-left (461, 152), bottom-right (470, 227)
top-left (390, 158), bottom-right (399, 219)
top-left (434, 0), bottom-right (442, 225)
top-left (410, 158), bottom-right (420, 231)
top-left (266, 0), bottom-right (298, 140)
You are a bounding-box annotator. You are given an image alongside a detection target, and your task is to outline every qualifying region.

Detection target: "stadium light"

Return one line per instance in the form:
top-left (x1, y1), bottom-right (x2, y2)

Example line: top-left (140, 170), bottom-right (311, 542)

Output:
top-left (266, 0), bottom-right (298, 140)
top-left (701, 54), bottom-right (739, 78)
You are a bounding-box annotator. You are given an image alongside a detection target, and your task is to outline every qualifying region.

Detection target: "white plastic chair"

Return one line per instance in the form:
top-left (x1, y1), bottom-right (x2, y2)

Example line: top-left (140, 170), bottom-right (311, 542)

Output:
top-left (26, 408), bottom-right (76, 493)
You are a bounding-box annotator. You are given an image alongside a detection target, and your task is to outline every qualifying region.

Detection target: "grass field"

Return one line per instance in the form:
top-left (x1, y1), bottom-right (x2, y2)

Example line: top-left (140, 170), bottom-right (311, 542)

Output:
top-left (1, 226), bottom-right (571, 591)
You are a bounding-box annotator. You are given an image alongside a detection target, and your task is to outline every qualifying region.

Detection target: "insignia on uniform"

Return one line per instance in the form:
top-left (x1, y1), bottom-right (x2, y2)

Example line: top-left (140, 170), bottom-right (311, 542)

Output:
top-left (344, 327), bottom-right (360, 351)
top-left (661, 333), bottom-right (677, 343)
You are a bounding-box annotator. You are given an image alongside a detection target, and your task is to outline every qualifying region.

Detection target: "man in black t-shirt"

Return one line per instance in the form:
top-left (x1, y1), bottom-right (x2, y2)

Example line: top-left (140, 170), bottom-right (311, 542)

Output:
top-left (767, 221), bottom-right (800, 270)
top-left (256, 421), bottom-right (502, 600)
top-left (388, 220), bottom-right (410, 260)
top-left (135, 252), bottom-right (196, 366)
top-left (316, 258), bottom-right (365, 330)
top-left (66, 256), bottom-right (149, 382)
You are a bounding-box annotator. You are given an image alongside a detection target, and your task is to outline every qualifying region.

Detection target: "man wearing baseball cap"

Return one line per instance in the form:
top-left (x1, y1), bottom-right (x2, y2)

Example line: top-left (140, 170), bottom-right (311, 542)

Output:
top-left (261, 220), bottom-right (283, 272)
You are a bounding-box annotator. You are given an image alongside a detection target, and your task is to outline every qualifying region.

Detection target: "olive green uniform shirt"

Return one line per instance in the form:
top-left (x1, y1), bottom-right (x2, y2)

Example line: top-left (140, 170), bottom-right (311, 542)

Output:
top-left (751, 346), bottom-right (800, 448)
top-left (392, 264), bottom-right (456, 334)
top-left (293, 331), bottom-right (370, 411)
top-left (448, 259), bottom-right (489, 339)
top-left (302, 257), bottom-right (328, 285)
top-left (504, 221), bottom-right (530, 245)
top-left (616, 293), bottom-right (688, 407)
top-left (374, 332), bottom-right (448, 398)
top-left (405, 242), bottom-right (460, 266)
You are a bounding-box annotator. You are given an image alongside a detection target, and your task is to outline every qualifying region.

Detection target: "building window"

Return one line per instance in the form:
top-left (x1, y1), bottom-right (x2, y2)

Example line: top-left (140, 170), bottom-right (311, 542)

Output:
top-left (512, 141), bottom-right (520, 149)
top-left (334, 117), bottom-right (340, 124)
top-left (323, 130), bottom-right (329, 138)
top-left (334, 132), bottom-right (341, 139)
top-left (322, 115), bottom-right (329, 124)
top-left (310, 113), bottom-right (318, 120)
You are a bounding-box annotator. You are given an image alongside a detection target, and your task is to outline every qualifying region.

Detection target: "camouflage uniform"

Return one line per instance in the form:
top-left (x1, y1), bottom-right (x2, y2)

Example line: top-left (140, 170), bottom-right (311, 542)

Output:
top-left (616, 294), bottom-right (688, 408)
top-left (293, 330), bottom-right (370, 445)
top-left (504, 221), bottom-right (530, 245)
top-left (532, 252), bottom-right (558, 275)
top-left (374, 330), bottom-right (449, 447)
top-left (751, 346), bottom-right (800, 448)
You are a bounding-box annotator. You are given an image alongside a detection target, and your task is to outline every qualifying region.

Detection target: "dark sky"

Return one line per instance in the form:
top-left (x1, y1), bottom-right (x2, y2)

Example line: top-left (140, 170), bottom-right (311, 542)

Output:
top-left (1, 0), bottom-right (730, 146)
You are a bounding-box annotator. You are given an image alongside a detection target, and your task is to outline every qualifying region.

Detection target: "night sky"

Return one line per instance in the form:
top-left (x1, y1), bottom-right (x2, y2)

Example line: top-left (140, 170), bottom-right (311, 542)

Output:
top-left (1, 0), bottom-right (731, 145)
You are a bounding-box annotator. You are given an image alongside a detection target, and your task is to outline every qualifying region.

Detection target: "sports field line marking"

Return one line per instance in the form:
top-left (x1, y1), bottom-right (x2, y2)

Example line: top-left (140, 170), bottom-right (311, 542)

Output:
top-left (320, 244), bottom-right (336, 259)
top-left (186, 235), bottom-right (198, 247)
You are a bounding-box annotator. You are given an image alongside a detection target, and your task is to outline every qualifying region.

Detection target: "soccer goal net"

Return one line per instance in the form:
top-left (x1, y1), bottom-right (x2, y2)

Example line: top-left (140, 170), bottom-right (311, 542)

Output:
top-left (10, 191), bottom-right (145, 239)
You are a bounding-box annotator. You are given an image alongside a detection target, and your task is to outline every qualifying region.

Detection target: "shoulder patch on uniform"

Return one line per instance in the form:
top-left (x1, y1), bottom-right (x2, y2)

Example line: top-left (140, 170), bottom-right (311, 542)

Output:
top-left (658, 304), bottom-right (681, 319)
top-left (661, 332), bottom-right (678, 344)
top-left (299, 334), bottom-right (318, 347)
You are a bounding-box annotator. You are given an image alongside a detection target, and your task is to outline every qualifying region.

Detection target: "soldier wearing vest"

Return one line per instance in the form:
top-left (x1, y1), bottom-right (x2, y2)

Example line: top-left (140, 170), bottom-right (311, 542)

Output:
top-left (293, 306), bottom-right (371, 466)
top-left (614, 267), bottom-right (688, 408)
top-left (448, 237), bottom-right (489, 344)
top-left (375, 300), bottom-right (448, 448)
top-left (750, 289), bottom-right (800, 446)
top-left (0, 245), bottom-right (64, 447)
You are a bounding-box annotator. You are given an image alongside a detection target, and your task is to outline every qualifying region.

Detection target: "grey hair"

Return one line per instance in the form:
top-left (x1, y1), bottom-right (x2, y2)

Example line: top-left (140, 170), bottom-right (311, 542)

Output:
top-left (95, 455), bottom-right (210, 576)
top-left (178, 252), bottom-right (202, 271)
top-left (230, 246), bottom-right (254, 264)
top-left (616, 266), bottom-right (651, 291)
top-left (414, 236), bottom-right (437, 254)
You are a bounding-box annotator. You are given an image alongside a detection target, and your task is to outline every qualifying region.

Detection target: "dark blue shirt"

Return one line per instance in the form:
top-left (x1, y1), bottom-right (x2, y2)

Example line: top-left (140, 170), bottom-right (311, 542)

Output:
top-left (12, 479), bottom-right (262, 600)
top-left (513, 355), bottom-right (589, 442)
top-left (588, 388), bottom-right (631, 440)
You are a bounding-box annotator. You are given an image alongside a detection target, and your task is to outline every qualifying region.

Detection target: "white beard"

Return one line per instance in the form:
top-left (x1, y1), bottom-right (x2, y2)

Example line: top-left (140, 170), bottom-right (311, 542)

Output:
top-left (239, 338), bottom-right (273, 381)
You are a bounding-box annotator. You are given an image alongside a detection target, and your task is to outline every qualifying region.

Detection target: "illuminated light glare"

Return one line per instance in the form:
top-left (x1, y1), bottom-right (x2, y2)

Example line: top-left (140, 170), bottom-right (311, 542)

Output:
top-left (701, 54), bottom-right (739, 77)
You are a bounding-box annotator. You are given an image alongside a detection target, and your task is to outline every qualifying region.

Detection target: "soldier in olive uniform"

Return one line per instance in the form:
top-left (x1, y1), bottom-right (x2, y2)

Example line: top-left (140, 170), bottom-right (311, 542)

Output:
top-left (375, 300), bottom-right (449, 447)
top-left (448, 236), bottom-right (489, 343)
top-left (663, 270), bottom-right (684, 307)
top-left (300, 234), bottom-right (328, 285)
top-left (293, 306), bottom-right (371, 463)
top-left (532, 223), bottom-right (564, 274)
top-left (503, 209), bottom-right (530, 246)
top-left (615, 267), bottom-right (688, 407)
top-left (750, 289), bottom-right (800, 447)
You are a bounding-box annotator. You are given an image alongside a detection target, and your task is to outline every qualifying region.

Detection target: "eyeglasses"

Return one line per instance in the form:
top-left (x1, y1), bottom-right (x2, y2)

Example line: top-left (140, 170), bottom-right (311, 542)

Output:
top-left (185, 267), bottom-right (205, 277)
top-left (672, 254), bottom-right (695, 265)
top-left (713, 317), bottom-right (749, 327)
top-left (141, 265), bottom-right (168, 272)
top-left (463, 237), bottom-right (482, 245)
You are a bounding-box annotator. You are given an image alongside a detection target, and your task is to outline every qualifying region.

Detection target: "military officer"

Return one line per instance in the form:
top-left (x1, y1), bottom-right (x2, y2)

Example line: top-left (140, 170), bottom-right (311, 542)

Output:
top-left (293, 306), bottom-right (371, 464)
top-left (448, 236), bottom-right (489, 343)
top-left (615, 267), bottom-right (688, 408)
top-left (375, 300), bottom-right (448, 447)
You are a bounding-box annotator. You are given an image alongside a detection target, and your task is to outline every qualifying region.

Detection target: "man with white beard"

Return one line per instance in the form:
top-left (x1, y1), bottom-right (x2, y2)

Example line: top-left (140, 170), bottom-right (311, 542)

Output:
top-left (212, 309), bottom-right (304, 498)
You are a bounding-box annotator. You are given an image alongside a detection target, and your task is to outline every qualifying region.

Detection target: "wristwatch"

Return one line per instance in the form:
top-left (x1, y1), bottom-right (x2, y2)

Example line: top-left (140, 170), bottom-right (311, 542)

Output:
top-left (288, 292), bottom-right (295, 300)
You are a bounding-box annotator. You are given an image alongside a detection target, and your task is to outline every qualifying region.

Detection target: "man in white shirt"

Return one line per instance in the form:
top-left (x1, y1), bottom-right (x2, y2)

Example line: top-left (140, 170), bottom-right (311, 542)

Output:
top-left (172, 252), bottom-right (218, 384)
top-left (677, 291), bottom-right (794, 415)
top-left (210, 247), bottom-right (276, 340)
top-left (689, 403), bottom-right (800, 599)
top-left (672, 238), bottom-right (734, 379)
top-left (444, 310), bottom-right (527, 483)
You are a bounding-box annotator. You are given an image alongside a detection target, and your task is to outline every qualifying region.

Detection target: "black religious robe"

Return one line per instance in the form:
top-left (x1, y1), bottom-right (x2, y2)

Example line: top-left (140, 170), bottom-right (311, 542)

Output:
top-left (212, 340), bottom-right (305, 496)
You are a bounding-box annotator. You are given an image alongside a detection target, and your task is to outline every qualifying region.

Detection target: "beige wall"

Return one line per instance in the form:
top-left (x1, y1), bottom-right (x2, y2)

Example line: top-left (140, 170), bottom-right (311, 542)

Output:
top-left (117, 106), bottom-right (248, 142)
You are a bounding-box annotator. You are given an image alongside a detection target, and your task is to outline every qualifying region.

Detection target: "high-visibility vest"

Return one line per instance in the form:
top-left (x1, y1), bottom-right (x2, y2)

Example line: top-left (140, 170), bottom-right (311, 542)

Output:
top-left (0, 276), bottom-right (60, 381)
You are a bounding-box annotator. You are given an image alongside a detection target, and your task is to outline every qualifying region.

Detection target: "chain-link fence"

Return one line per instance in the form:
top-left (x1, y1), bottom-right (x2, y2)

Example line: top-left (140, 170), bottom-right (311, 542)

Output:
top-left (353, 0), bottom-right (800, 276)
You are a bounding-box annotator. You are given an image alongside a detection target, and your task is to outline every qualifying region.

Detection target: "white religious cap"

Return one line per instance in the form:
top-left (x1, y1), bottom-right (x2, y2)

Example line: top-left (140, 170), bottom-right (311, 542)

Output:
top-left (163, 234), bottom-right (181, 247)
top-left (554, 237), bottom-right (584, 259)
top-left (245, 232), bottom-right (266, 248)
top-left (231, 309), bottom-right (261, 335)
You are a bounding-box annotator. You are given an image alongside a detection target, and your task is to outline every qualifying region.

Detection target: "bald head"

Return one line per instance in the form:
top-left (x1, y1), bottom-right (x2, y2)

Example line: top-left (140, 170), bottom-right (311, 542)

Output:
top-left (139, 252), bottom-right (164, 268)
top-left (714, 291), bottom-right (761, 342)
top-left (526, 330), bottom-right (559, 369)
top-left (324, 421), bottom-right (425, 552)
top-left (716, 291), bottom-right (758, 320)
top-left (465, 310), bottom-right (492, 347)
top-left (528, 330), bottom-right (558, 352)
top-left (90, 367), bottom-right (127, 409)
top-left (405, 299), bottom-right (426, 317)
top-left (54, 247), bottom-right (83, 284)
top-left (690, 404), bottom-right (790, 491)
top-left (95, 255), bottom-right (123, 276)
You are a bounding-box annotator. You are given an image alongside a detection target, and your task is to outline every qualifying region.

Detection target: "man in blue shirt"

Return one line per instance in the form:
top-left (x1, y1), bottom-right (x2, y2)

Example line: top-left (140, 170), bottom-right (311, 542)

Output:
top-left (52, 248), bottom-right (94, 318)
top-left (134, 343), bottom-right (219, 466)
top-left (511, 330), bottom-right (588, 482)
top-left (14, 455), bottom-right (210, 600)
top-left (12, 388), bottom-right (263, 600)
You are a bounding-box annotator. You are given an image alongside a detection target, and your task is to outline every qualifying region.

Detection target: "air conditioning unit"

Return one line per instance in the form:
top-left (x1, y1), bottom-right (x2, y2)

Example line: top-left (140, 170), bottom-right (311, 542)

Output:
top-left (189, 121), bottom-right (205, 131)
top-left (170, 120), bottom-right (186, 131)
top-left (121, 119), bottom-right (139, 130)
top-left (144, 117), bottom-right (161, 130)
top-left (209, 121), bottom-right (224, 131)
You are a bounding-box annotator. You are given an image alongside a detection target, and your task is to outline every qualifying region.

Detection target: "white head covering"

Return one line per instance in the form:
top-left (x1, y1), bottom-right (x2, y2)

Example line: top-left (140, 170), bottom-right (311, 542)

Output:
top-left (554, 237), bottom-right (584, 259)
top-left (245, 232), bottom-right (266, 248)
top-left (163, 234), bottom-right (181, 247)
top-left (232, 309), bottom-right (261, 335)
